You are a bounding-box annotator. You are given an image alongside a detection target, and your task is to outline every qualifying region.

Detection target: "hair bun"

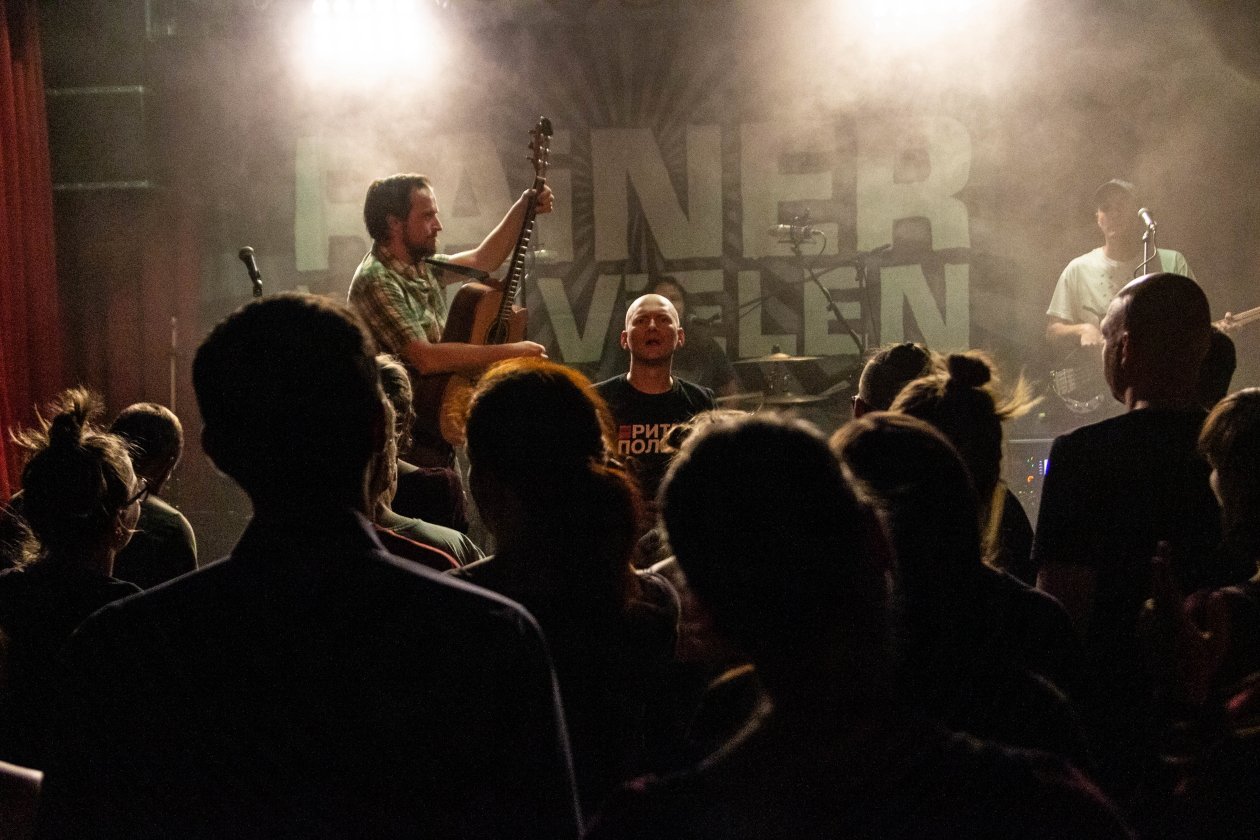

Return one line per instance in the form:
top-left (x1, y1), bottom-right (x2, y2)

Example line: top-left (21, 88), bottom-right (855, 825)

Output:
top-left (945, 353), bottom-right (992, 390)
top-left (46, 397), bottom-right (93, 449)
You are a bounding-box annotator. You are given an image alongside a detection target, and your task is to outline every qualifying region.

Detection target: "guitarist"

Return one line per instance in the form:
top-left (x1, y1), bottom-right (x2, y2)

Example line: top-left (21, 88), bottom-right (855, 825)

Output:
top-left (348, 173), bottom-right (552, 465)
top-left (1043, 180), bottom-right (1196, 420)
top-left (1047, 179), bottom-right (1194, 354)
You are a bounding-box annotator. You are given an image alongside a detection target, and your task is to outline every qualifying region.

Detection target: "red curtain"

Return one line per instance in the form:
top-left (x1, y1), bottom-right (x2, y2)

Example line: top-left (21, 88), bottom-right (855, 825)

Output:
top-left (0, 0), bottom-right (64, 499)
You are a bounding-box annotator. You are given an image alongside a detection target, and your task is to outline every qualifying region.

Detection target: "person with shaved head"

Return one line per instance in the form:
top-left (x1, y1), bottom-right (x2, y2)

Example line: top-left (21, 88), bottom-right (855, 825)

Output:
top-left (595, 293), bottom-right (715, 503)
top-left (1035, 272), bottom-right (1228, 806)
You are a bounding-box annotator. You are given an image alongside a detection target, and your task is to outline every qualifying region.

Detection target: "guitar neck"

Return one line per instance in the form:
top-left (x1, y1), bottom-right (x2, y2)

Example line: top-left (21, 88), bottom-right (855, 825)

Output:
top-left (491, 174), bottom-right (544, 338)
top-left (1216, 304), bottom-right (1260, 332)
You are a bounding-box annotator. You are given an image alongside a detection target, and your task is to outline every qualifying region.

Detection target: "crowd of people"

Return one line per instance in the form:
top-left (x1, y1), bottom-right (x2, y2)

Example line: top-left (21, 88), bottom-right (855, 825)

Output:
top-left (0, 168), bottom-right (1256, 838)
top-left (0, 271), bottom-right (1252, 837)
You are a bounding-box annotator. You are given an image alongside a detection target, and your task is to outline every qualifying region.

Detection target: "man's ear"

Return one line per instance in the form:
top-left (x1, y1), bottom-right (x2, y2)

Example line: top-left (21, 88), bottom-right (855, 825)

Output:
top-left (1117, 331), bottom-right (1132, 368)
top-left (676, 327), bottom-right (686, 349)
top-left (620, 330), bottom-right (630, 351)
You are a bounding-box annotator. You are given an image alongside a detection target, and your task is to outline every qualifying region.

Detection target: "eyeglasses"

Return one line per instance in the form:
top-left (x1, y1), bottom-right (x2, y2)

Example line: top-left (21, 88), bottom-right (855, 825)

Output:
top-left (124, 478), bottom-right (150, 507)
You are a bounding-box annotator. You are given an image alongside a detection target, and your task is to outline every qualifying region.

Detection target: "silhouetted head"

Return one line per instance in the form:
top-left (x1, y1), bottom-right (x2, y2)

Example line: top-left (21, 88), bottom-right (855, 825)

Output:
top-left (193, 294), bottom-right (384, 509)
top-left (110, 402), bottom-right (183, 493)
top-left (854, 342), bottom-right (935, 417)
top-left (1200, 388), bottom-right (1260, 554)
top-left (890, 352), bottom-right (1032, 563)
top-left (466, 358), bottom-right (615, 489)
top-left (831, 412), bottom-right (984, 605)
top-left (14, 388), bottom-right (143, 564)
top-left (466, 358), bottom-right (641, 600)
top-left (660, 414), bottom-right (891, 697)
top-left (890, 352), bottom-right (1005, 499)
top-left (1102, 273), bottom-right (1210, 405)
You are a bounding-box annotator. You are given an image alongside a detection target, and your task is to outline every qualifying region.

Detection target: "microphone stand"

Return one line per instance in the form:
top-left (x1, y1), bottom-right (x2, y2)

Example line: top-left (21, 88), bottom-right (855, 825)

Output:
top-left (737, 239), bottom-right (890, 356)
top-left (1135, 219), bottom-right (1158, 278)
top-left (788, 231), bottom-right (867, 356)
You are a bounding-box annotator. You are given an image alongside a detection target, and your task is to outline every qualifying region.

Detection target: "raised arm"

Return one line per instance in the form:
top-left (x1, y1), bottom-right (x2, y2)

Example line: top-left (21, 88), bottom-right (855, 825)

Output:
top-left (448, 185), bottom-right (555, 277)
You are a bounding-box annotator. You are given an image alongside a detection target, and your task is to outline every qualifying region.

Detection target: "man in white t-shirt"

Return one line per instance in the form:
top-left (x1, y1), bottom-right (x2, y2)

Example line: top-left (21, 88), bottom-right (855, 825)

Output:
top-left (1047, 180), bottom-right (1193, 354)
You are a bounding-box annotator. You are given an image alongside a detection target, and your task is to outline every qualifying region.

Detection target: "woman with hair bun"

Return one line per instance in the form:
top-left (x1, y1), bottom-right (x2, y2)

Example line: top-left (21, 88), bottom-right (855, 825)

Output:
top-left (452, 358), bottom-right (679, 819)
top-left (0, 388), bottom-right (143, 766)
top-left (891, 350), bottom-right (1039, 584)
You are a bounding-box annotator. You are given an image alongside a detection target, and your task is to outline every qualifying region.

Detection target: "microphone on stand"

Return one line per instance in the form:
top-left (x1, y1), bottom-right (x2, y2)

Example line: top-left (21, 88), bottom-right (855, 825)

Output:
top-left (1138, 207), bottom-right (1157, 231)
top-left (238, 247), bottom-right (263, 297)
top-left (767, 224), bottom-right (822, 242)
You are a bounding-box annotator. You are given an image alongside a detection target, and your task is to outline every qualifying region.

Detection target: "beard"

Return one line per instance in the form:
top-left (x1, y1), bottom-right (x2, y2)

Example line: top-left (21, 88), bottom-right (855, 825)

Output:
top-left (408, 238), bottom-right (437, 263)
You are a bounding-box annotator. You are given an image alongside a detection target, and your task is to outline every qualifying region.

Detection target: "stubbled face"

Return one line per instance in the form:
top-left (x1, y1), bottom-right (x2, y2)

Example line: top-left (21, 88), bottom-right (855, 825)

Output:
top-left (622, 294), bottom-right (684, 363)
top-left (1100, 295), bottom-right (1128, 399)
top-left (395, 187), bottom-right (443, 262)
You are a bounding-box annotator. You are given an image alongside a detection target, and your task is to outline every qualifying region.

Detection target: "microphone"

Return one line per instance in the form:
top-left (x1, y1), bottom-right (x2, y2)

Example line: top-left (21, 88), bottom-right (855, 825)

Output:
top-left (238, 247), bottom-right (263, 297)
top-left (767, 224), bottom-right (821, 241)
top-left (1138, 207), bottom-right (1157, 231)
top-left (686, 313), bottom-right (722, 327)
top-left (421, 257), bottom-right (490, 281)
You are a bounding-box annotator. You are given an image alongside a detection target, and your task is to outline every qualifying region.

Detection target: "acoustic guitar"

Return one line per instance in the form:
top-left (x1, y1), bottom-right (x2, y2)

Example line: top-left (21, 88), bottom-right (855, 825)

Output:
top-left (412, 117), bottom-right (553, 447)
top-left (1049, 303), bottom-right (1260, 414)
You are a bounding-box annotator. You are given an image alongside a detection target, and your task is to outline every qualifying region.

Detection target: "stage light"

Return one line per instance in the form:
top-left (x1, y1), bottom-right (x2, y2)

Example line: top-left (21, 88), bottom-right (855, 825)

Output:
top-left (298, 0), bottom-right (446, 89)
top-left (838, 0), bottom-right (1013, 52)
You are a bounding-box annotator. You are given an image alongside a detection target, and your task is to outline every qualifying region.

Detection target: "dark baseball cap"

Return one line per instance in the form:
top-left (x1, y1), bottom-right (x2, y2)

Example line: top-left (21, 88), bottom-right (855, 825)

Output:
top-left (1092, 179), bottom-right (1138, 208)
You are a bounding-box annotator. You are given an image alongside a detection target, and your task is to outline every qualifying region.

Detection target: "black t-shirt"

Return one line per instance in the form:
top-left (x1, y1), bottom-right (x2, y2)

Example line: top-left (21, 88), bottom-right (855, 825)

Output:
top-left (0, 564), bottom-right (140, 765)
top-left (594, 374), bottom-right (715, 501)
top-left (1032, 407), bottom-right (1224, 799)
top-left (455, 555), bottom-right (680, 817)
top-left (1033, 408), bottom-right (1223, 655)
top-left (35, 512), bottom-right (580, 839)
top-left (586, 707), bottom-right (1133, 840)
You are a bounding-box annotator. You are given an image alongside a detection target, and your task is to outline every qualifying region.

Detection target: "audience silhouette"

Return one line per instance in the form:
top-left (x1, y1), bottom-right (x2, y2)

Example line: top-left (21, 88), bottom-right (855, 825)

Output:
top-left (588, 413), bottom-right (1131, 839)
top-left (33, 294), bottom-right (580, 840)
top-left (0, 389), bottom-right (143, 768)
top-left (453, 358), bottom-right (679, 818)
top-left (6, 276), bottom-right (1260, 836)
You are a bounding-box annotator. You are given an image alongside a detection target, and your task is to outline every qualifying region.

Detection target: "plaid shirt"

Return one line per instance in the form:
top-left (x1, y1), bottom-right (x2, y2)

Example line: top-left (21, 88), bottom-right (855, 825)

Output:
top-left (347, 247), bottom-right (448, 353)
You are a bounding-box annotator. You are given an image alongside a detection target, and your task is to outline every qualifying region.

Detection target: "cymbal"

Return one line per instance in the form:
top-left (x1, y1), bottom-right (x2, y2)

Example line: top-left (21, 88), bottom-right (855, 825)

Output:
top-left (761, 392), bottom-right (832, 406)
top-left (733, 352), bottom-right (822, 365)
top-left (714, 391), bottom-right (765, 405)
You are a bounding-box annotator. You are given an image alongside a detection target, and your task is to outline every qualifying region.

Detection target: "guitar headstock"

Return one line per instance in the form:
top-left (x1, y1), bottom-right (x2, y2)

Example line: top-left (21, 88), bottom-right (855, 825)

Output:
top-left (528, 117), bottom-right (553, 180)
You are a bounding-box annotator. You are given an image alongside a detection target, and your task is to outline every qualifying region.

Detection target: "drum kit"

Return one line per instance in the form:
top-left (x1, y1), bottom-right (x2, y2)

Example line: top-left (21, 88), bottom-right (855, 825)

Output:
top-left (718, 350), bottom-right (861, 412)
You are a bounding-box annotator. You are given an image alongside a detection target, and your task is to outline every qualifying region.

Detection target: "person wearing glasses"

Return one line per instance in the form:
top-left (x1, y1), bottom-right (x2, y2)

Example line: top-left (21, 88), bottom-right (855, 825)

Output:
top-left (109, 402), bottom-right (198, 589)
top-left (0, 388), bottom-right (143, 768)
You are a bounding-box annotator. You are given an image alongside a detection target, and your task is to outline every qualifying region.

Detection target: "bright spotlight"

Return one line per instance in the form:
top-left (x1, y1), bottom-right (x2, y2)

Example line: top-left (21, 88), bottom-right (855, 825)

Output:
top-left (840, 0), bottom-right (1010, 52)
top-left (298, 0), bottom-right (446, 89)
